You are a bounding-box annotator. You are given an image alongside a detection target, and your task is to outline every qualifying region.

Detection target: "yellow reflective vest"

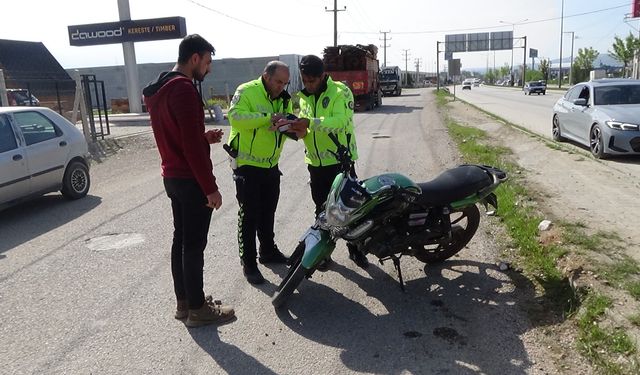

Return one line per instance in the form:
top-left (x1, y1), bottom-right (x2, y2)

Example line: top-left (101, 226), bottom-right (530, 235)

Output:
top-left (227, 77), bottom-right (293, 168)
top-left (297, 76), bottom-right (358, 167)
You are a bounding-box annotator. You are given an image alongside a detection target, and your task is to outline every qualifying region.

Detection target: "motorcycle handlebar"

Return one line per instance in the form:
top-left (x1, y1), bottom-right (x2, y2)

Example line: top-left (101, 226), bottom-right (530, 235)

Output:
top-left (327, 132), bottom-right (353, 173)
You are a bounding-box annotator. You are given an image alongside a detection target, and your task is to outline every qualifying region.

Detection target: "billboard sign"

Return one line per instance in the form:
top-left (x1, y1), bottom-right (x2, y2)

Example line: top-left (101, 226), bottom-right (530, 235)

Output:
top-left (467, 32), bottom-right (490, 52)
top-left (490, 31), bottom-right (513, 51)
top-left (445, 34), bottom-right (467, 53)
top-left (529, 48), bottom-right (538, 58)
top-left (68, 17), bottom-right (187, 46)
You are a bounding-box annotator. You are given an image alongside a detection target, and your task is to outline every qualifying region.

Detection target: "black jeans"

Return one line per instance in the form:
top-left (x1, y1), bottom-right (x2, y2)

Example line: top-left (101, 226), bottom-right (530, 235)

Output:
top-left (308, 164), bottom-right (342, 217)
top-left (234, 165), bottom-right (281, 266)
top-left (163, 178), bottom-right (212, 309)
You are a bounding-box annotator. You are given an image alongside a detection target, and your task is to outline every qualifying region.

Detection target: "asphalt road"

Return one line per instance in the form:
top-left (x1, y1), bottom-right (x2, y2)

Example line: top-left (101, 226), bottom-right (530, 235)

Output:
top-left (451, 84), bottom-right (561, 138)
top-left (0, 89), bottom-right (555, 374)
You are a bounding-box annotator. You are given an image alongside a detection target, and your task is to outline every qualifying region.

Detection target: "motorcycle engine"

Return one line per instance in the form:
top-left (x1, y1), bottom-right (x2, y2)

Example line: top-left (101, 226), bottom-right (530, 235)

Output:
top-left (359, 224), bottom-right (399, 258)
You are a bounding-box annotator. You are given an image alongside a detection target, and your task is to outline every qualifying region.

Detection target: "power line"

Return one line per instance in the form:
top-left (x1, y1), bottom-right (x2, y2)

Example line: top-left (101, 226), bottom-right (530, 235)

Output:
top-left (350, 0), bottom-right (379, 32)
top-left (342, 4), bottom-right (629, 35)
top-left (186, 0), bottom-right (321, 38)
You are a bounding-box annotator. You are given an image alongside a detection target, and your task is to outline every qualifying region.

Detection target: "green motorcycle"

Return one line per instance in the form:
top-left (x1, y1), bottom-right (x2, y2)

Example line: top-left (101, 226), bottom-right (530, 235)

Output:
top-left (272, 134), bottom-right (507, 307)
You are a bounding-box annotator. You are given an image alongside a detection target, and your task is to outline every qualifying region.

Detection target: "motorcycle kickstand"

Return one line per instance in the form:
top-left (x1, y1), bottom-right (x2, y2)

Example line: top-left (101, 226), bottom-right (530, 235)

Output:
top-left (391, 255), bottom-right (405, 292)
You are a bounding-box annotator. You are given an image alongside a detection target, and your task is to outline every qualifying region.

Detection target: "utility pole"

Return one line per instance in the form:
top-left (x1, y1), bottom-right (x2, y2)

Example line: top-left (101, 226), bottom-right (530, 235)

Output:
top-left (402, 49), bottom-right (410, 86)
top-left (558, 0), bottom-right (565, 88)
top-left (414, 58), bottom-right (422, 87)
top-left (379, 31), bottom-right (391, 67)
top-left (325, 0), bottom-right (346, 47)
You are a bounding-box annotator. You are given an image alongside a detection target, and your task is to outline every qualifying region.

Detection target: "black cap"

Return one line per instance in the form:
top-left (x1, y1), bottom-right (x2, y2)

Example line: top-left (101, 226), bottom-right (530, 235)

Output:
top-left (299, 55), bottom-right (324, 77)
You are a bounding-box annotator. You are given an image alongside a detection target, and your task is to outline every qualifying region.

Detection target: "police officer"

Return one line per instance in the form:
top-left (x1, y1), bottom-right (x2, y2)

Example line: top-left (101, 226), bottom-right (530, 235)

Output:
top-left (291, 54), bottom-right (369, 269)
top-left (227, 61), bottom-right (298, 284)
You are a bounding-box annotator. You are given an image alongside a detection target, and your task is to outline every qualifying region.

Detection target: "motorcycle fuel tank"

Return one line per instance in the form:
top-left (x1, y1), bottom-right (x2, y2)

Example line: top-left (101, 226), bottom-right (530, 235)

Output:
top-left (362, 173), bottom-right (421, 195)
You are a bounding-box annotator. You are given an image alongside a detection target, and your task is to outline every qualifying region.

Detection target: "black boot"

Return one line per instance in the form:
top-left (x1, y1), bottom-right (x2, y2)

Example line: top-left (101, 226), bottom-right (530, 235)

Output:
top-left (242, 260), bottom-right (265, 284)
top-left (258, 245), bottom-right (289, 264)
top-left (348, 246), bottom-right (369, 269)
top-left (316, 256), bottom-right (332, 271)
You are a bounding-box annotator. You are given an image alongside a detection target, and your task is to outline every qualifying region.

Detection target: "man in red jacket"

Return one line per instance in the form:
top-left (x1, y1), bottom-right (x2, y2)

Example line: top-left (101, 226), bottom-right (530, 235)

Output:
top-left (143, 34), bottom-right (234, 328)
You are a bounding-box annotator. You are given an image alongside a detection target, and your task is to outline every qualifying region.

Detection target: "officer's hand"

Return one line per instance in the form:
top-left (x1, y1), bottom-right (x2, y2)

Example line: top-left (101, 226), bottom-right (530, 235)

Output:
top-left (206, 190), bottom-right (222, 210)
top-left (290, 119), bottom-right (309, 138)
top-left (205, 129), bottom-right (224, 144)
top-left (293, 118), bottom-right (310, 129)
top-left (270, 113), bottom-right (285, 124)
top-left (269, 118), bottom-right (292, 132)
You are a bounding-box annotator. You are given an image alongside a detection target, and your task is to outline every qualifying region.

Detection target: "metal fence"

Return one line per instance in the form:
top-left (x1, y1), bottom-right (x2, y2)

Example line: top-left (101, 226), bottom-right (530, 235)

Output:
top-left (1, 78), bottom-right (75, 118)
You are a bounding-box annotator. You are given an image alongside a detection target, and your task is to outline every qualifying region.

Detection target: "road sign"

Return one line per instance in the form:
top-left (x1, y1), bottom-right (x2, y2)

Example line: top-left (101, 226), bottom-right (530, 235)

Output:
top-left (445, 34), bottom-right (466, 53)
top-left (448, 59), bottom-right (461, 76)
top-left (467, 33), bottom-right (490, 52)
top-left (490, 31), bottom-right (513, 51)
top-left (68, 17), bottom-right (187, 46)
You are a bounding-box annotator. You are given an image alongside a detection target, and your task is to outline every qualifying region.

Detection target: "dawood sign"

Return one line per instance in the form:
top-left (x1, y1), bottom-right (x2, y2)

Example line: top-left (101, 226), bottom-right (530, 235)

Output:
top-left (68, 17), bottom-right (186, 46)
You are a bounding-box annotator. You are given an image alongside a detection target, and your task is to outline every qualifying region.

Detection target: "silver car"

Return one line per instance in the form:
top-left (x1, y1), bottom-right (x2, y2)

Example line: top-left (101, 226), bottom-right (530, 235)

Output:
top-left (552, 79), bottom-right (640, 158)
top-left (0, 107), bottom-right (91, 210)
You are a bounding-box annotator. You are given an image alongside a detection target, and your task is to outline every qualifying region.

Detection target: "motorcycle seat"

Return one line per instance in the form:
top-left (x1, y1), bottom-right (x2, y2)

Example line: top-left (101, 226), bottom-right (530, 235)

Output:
top-left (416, 165), bottom-right (492, 206)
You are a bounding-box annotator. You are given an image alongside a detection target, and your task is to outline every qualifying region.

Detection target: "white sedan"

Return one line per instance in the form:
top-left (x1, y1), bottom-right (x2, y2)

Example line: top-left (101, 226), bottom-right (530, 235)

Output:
top-left (552, 79), bottom-right (640, 158)
top-left (0, 107), bottom-right (91, 210)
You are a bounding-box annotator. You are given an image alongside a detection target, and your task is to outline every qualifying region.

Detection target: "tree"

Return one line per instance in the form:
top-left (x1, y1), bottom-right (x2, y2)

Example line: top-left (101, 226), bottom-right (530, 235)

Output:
top-left (539, 59), bottom-right (550, 82)
top-left (609, 32), bottom-right (640, 77)
top-left (572, 47), bottom-right (599, 83)
top-left (499, 64), bottom-right (510, 81)
top-left (485, 68), bottom-right (496, 84)
top-left (525, 69), bottom-right (543, 82)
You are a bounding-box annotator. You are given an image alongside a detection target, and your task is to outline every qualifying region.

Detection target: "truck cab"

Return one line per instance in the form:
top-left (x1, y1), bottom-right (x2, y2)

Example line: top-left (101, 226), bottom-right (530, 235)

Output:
top-left (379, 66), bottom-right (402, 96)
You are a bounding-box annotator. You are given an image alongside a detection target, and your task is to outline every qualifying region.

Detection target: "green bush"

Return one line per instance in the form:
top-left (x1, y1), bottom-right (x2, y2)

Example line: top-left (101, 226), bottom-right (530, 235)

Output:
top-left (206, 98), bottom-right (228, 109)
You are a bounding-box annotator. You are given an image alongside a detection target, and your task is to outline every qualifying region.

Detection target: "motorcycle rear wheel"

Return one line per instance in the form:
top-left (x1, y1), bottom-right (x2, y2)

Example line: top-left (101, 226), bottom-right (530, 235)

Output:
top-left (272, 258), bottom-right (307, 308)
top-left (414, 205), bottom-right (480, 264)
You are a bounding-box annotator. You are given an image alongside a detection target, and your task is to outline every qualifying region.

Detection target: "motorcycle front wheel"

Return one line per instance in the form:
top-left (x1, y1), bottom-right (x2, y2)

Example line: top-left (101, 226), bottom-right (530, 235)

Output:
top-left (272, 258), bottom-right (308, 308)
top-left (414, 204), bottom-right (480, 264)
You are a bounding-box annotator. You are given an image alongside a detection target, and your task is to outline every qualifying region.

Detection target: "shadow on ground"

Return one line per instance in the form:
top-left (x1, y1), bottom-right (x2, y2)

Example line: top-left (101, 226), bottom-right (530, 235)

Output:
top-left (0, 194), bottom-right (102, 256)
top-left (274, 259), bottom-right (548, 374)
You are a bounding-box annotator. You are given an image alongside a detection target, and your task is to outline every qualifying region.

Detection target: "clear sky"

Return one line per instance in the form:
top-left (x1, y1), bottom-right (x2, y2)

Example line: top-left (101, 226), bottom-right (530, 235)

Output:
top-left (1, 0), bottom-right (636, 72)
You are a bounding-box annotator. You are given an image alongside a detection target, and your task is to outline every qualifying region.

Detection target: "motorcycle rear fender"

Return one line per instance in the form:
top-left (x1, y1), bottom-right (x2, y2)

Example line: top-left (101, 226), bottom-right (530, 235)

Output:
top-left (450, 191), bottom-right (498, 212)
top-left (450, 165), bottom-right (505, 210)
top-left (299, 227), bottom-right (336, 269)
top-left (481, 192), bottom-right (498, 211)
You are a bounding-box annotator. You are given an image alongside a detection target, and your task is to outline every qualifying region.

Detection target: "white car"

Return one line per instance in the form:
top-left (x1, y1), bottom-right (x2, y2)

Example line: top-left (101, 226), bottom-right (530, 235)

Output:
top-left (462, 79), bottom-right (473, 90)
top-left (552, 79), bottom-right (640, 158)
top-left (0, 107), bottom-right (91, 210)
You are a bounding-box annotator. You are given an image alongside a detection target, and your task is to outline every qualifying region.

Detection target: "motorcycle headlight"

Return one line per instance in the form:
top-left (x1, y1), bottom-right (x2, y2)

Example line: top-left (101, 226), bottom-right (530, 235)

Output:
top-left (325, 200), bottom-right (355, 227)
top-left (606, 121), bottom-right (639, 131)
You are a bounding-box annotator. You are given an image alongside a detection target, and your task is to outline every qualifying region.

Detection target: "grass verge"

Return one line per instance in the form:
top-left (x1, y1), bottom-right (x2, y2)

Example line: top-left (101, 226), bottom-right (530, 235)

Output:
top-left (577, 294), bottom-right (636, 375)
top-left (434, 89), bottom-right (639, 374)
top-left (443, 102), bottom-right (575, 316)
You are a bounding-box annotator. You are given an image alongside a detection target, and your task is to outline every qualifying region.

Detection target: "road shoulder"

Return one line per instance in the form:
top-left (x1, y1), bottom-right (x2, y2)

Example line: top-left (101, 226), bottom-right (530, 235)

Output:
top-left (440, 95), bottom-right (640, 373)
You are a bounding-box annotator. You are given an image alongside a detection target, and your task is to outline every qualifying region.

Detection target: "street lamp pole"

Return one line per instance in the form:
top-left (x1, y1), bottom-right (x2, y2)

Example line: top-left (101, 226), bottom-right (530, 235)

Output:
top-left (564, 31), bottom-right (575, 85)
top-left (500, 18), bottom-right (528, 86)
